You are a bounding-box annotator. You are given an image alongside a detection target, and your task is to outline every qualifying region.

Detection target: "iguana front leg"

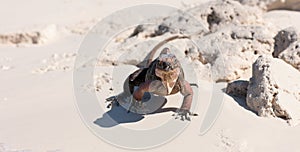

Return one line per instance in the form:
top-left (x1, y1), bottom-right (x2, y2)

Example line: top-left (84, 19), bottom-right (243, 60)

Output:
top-left (174, 80), bottom-right (198, 121)
top-left (132, 80), bottom-right (197, 120)
top-left (105, 96), bottom-right (120, 108)
top-left (133, 81), bottom-right (152, 101)
top-left (128, 80), bottom-right (157, 112)
top-left (180, 80), bottom-right (193, 110)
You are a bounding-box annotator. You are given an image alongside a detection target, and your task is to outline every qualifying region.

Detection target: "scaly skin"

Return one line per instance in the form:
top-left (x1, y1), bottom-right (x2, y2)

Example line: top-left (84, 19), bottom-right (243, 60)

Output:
top-left (106, 35), bottom-right (197, 121)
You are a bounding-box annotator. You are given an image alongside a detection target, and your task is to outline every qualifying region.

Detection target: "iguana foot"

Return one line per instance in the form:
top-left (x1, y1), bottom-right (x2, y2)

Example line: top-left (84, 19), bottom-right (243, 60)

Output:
top-left (105, 96), bottom-right (120, 109)
top-left (172, 109), bottom-right (198, 121)
top-left (127, 96), bottom-right (146, 114)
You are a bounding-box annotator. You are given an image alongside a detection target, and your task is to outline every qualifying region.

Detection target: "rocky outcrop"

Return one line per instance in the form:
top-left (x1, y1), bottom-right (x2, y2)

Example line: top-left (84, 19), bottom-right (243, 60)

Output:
top-left (267, 0), bottom-right (300, 11)
top-left (187, 0), bottom-right (263, 32)
top-left (246, 55), bottom-right (300, 125)
top-left (273, 27), bottom-right (298, 58)
top-left (236, 0), bottom-right (300, 11)
top-left (278, 41), bottom-right (300, 71)
top-left (158, 0), bottom-right (264, 34)
top-left (272, 27), bottom-right (300, 71)
top-left (194, 25), bottom-right (275, 82)
top-left (100, 0), bottom-right (277, 82)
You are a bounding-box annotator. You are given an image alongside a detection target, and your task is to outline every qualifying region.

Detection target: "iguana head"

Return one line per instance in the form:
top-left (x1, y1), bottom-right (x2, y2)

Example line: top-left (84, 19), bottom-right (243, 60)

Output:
top-left (155, 48), bottom-right (181, 94)
top-left (155, 47), bottom-right (180, 72)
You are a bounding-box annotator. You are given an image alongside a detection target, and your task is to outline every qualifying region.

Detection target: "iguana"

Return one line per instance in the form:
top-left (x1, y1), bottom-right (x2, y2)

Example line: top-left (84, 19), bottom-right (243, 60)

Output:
top-left (106, 35), bottom-right (198, 121)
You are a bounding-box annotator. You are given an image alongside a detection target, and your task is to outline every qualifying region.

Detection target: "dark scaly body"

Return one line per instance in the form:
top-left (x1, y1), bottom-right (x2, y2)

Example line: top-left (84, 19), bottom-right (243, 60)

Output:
top-left (128, 49), bottom-right (193, 111)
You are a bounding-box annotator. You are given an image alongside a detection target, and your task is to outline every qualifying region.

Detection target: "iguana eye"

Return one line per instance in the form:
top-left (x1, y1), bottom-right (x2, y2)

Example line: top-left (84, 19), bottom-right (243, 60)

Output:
top-left (157, 61), bottom-right (163, 69)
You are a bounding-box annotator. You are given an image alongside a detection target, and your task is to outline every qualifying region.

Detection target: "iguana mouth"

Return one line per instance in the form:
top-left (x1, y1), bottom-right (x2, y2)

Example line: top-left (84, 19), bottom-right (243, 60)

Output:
top-left (155, 67), bottom-right (180, 94)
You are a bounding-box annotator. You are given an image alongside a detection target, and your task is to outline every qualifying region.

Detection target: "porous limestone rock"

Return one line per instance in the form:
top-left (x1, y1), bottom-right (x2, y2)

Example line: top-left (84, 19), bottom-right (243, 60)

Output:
top-left (278, 41), bottom-right (300, 71)
top-left (272, 27), bottom-right (300, 71)
top-left (273, 27), bottom-right (298, 57)
top-left (236, 0), bottom-right (300, 11)
top-left (187, 0), bottom-right (264, 32)
top-left (99, 0), bottom-right (277, 82)
top-left (194, 25), bottom-right (275, 82)
top-left (247, 55), bottom-right (300, 125)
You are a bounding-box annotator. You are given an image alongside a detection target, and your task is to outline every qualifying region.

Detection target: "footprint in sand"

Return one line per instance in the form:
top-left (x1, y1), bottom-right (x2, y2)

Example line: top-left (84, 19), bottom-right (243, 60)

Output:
top-left (32, 53), bottom-right (77, 74)
top-left (217, 130), bottom-right (251, 152)
top-left (81, 72), bottom-right (112, 92)
top-left (0, 57), bottom-right (13, 71)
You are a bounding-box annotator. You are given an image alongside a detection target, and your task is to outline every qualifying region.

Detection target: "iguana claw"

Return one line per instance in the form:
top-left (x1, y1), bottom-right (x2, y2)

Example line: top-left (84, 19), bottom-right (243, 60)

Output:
top-left (127, 96), bottom-right (144, 113)
top-left (173, 109), bottom-right (198, 121)
top-left (105, 96), bottom-right (119, 108)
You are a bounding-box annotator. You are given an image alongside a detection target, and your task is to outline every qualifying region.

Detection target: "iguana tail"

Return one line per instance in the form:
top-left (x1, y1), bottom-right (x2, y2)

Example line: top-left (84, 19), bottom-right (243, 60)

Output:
top-left (190, 83), bottom-right (199, 88)
top-left (146, 35), bottom-right (191, 67)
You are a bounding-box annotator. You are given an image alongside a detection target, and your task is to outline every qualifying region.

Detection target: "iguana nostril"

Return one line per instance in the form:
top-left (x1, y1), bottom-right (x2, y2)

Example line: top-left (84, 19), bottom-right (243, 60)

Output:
top-left (162, 62), bottom-right (172, 71)
top-left (163, 62), bottom-right (167, 67)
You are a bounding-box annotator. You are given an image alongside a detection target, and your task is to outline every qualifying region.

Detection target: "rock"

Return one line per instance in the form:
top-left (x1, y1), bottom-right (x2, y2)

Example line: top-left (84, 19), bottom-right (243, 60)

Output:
top-left (267, 0), bottom-right (300, 11)
top-left (157, 12), bottom-right (207, 35)
top-left (273, 27), bottom-right (298, 57)
top-left (226, 80), bottom-right (249, 97)
top-left (235, 0), bottom-right (269, 9)
top-left (153, 1), bottom-right (275, 82)
top-left (0, 31), bottom-right (42, 45)
top-left (236, 0), bottom-right (300, 11)
top-left (101, 24), bottom-right (276, 82)
top-left (272, 27), bottom-right (300, 71)
top-left (246, 55), bottom-right (300, 125)
top-left (278, 41), bottom-right (300, 71)
top-left (123, 0), bottom-right (264, 36)
top-left (105, 24), bottom-right (276, 82)
top-left (188, 0), bottom-right (263, 32)
top-left (194, 25), bottom-right (275, 82)
top-left (128, 25), bottom-right (145, 38)
top-left (0, 24), bottom-right (59, 46)
top-left (99, 0), bottom-right (277, 82)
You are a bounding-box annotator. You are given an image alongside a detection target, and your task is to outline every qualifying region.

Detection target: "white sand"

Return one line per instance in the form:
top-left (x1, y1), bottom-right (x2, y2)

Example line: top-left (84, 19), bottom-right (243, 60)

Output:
top-left (0, 0), bottom-right (300, 152)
